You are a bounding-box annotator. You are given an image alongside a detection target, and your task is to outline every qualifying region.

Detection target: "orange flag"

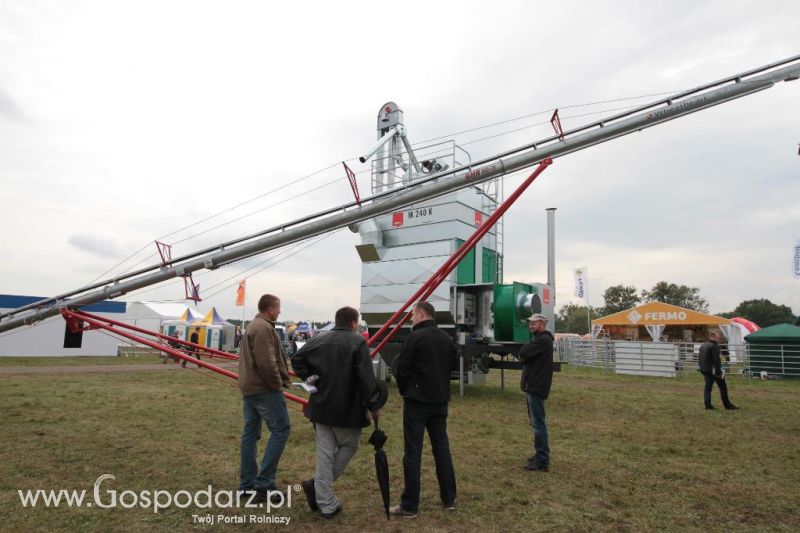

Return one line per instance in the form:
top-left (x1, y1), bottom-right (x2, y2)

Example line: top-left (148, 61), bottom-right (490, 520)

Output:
top-left (235, 279), bottom-right (246, 306)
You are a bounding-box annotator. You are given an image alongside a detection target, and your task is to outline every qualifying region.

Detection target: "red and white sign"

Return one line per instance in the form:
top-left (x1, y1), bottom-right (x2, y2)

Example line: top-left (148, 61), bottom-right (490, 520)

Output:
top-left (543, 287), bottom-right (550, 304)
top-left (392, 212), bottom-right (404, 227)
top-left (474, 211), bottom-right (483, 226)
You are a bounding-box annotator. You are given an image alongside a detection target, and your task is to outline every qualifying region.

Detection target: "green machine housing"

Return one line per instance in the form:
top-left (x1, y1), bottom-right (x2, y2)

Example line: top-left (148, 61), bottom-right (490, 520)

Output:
top-left (493, 282), bottom-right (555, 342)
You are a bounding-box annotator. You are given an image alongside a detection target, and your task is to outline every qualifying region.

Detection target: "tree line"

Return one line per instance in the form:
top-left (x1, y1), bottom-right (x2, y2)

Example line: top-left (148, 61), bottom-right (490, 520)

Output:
top-left (555, 281), bottom-right (798, 334)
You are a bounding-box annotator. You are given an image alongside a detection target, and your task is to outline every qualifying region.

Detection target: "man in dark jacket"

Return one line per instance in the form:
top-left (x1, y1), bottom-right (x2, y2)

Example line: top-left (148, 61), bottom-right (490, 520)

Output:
top-left (519, 313), bottom-right (554, 472)
top-left (698, 332), bottom-right (738, 410)
top-left (390, 301), bottom-right (457, 517)
top-left (181, 327), bottom-right (203, 367)
top-left (291, 306), bottom-right (381, 519)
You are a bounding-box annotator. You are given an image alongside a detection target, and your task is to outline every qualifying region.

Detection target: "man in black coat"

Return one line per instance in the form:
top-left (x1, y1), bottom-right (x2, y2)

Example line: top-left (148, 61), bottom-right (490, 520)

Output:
top-left (519, 313), bottom-right (554, 472)
top-left (291, 306), bottom-right (382, 518)
top-left (390, 301), bottom-right (457, 517)
top-left (183, 327), bottom-right (202, 367)
top-left (698, 332), bottom-right (738, 410)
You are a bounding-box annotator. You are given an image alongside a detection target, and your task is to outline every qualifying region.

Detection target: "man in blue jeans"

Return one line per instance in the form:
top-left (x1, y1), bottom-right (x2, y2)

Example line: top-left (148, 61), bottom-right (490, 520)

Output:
top-left (390, 301), bottom-right (457, 518)
top-left (519, 313), bottom-right (554, 472)
top-left (238, 294), bottom-right (292, 503)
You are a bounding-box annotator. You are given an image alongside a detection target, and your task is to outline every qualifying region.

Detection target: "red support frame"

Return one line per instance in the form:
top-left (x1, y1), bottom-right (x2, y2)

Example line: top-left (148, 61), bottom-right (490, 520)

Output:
top-left (155, 241), bottom-right (173, 266)
top-left (368, 158), bottom-right (553, 358)
top-left (60, 308), bottom-right (307, 407)
top-left (343, 161), bottom-right (361, 206)
top-left (156, 241), bottom-right (203, 303)
top-left (550, 109), bottom-right (564, 142)
top-left (183, 274), bottom-right (201, 302)
top-left (156, 241), bottom-right (202, 303)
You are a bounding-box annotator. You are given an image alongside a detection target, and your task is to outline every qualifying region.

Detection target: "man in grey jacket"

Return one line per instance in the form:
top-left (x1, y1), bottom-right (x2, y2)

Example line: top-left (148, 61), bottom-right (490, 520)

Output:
top-left (238, 294), bottom-right (292, 501)
top-left (698, 332), bottom-right (738, 410)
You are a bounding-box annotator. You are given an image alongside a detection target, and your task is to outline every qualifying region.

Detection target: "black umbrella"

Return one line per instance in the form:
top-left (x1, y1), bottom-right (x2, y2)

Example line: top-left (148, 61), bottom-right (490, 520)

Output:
top-left (367, 420), bottom-right (390, 520)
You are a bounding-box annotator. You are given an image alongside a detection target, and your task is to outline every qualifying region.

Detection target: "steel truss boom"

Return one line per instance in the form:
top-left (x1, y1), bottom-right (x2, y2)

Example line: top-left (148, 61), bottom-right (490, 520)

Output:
top-left (1, 56), bottom-right (798, 333)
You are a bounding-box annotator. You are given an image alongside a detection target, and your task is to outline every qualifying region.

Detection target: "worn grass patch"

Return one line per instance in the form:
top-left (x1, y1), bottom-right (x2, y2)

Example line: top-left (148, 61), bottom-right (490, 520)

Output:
top-left (0, 365), bottom-right (798, 532)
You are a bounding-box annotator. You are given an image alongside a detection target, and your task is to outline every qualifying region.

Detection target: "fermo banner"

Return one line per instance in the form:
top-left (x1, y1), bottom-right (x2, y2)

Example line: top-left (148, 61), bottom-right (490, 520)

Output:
top-left (574, 268), bottom-right (587, 300)
top-left (794, 240), bottom-right (800, 279)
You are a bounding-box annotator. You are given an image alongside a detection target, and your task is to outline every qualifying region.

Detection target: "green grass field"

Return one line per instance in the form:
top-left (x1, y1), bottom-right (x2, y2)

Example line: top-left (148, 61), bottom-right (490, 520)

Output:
top-left (0, 359), bottom-right (798, 532)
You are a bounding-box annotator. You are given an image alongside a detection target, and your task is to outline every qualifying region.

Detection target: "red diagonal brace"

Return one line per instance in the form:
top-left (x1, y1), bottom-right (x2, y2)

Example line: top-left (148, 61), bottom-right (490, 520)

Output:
top-left (343, 161), bottom-right (361, 206)
top-left (184, 275), bottom-right (201, 302)
top-left (60, 308), bottom-right (307, 407)
top-left (368, 158), bottom-right (553, 358)
top-left (550, 109), bottom-right (564, 142)
top-left (155, 241), bottom-right (172, 266)
top-left (64, 308), bottom-right (238, 360)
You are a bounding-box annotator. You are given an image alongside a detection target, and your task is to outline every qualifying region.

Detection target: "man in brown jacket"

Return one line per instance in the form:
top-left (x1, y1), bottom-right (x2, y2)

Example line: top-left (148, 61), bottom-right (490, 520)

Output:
top-left (238, 294), bottom-right (292, 501)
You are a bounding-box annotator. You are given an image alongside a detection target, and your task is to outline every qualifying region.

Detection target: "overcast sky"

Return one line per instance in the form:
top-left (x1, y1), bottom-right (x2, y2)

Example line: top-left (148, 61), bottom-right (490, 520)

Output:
top-left (1, 0), bottom-right (798, 324)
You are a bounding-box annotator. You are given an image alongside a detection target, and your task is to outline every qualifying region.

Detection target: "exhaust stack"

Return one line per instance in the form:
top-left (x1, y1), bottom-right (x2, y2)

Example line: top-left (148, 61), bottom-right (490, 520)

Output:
top-left (546, 208), bottom-right (556, 307)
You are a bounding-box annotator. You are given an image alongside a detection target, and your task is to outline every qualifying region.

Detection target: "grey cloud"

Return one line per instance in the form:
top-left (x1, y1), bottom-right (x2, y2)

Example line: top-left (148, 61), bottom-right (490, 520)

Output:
top-left (68, 233), bottom-right (125, 259)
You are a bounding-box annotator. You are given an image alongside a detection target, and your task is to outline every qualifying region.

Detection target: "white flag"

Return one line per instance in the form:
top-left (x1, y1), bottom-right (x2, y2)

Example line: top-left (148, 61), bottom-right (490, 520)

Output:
top-left (794, 240), bottom-right (800, 279)
top-left (574, 268), bottom-right (587, 300)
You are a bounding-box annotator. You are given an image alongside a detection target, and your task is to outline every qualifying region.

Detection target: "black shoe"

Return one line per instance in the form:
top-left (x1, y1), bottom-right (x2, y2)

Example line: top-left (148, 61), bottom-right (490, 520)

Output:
top-left (389, 505), bottom-right (418, 518)
top-left (725, 404), bottom-right (739, 410)
top-left (237, 488), bottom-right (257, 502)
top-left (253, 487), bottom-right (282, 505)
top-left (301, 479), bottom-right (318, 511)
top-left (705, 405), bottom-right (715, 410)
top-left (321, 505), bottom-right (342, 519)
top-left (524, 461), bottom-right (549, 472)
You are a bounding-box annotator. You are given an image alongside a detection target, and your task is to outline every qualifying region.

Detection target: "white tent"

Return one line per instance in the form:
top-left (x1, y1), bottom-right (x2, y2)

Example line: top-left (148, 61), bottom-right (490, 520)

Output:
top-left (125, 302), bottom-right (203, 334)
top-left (0, 296), bottom-right (205, 357)
top-left (0, 294), bottom-right (127, 357)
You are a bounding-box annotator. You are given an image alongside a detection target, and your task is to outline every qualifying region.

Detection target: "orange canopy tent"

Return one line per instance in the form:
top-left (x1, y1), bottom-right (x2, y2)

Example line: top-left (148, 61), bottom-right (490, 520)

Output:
top-left (592, 302), bottom-right (732, 341)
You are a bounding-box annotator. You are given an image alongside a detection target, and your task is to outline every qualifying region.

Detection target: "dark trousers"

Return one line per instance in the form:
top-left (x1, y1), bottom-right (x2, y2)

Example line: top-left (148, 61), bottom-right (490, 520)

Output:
top-left (702, 371), bottom-right (733, 408)
top-left (182, 349), bottom-right (200, 367)
top-left (527, 393), bottom-right (550, 467)
top-left (400, 399), bottom-right (457, 512)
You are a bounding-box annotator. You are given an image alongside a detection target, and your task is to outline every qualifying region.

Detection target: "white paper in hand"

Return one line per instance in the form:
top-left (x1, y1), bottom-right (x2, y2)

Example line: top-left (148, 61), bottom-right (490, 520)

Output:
top-left (293, 382), bottom-right (318, 393)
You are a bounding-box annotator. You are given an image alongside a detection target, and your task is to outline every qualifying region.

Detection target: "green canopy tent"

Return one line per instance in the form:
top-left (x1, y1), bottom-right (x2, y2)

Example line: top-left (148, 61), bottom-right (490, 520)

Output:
top-left (744, 323), bottom-right (800, 378)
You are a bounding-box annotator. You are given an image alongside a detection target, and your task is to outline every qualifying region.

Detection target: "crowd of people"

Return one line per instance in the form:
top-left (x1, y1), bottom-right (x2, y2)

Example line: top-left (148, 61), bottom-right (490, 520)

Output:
top-left (235, 293), bottom-right (556, 519)
top-left (233, 292), bottom-right (738, 520)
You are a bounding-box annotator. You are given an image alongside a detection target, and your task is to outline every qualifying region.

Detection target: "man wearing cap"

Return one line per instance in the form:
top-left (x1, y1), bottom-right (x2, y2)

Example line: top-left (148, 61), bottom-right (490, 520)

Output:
top-left (519, 313), bottom-right (554, 472)
top-left (291, 306), bottom-right (384, 519)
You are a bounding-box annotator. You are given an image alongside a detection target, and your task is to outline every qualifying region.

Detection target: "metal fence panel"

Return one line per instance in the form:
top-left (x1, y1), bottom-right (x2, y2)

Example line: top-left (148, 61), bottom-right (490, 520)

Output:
top-left (556, 339), bottom-right (800, 379)
top-left (746, 343), bottom-right (800, 378)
